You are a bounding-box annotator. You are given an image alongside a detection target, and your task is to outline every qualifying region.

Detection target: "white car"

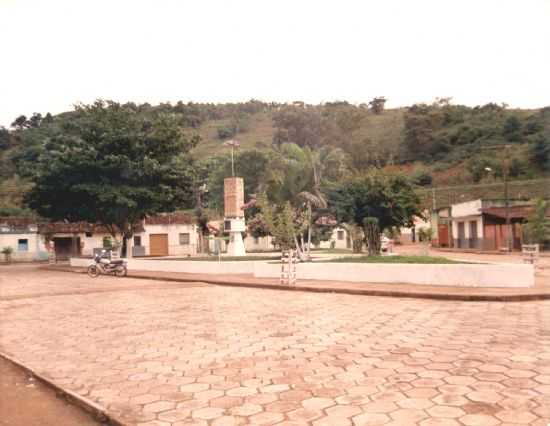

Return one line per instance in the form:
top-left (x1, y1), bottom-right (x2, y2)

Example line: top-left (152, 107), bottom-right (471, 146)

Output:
top-left (381, 236), bottom-right (393, 252)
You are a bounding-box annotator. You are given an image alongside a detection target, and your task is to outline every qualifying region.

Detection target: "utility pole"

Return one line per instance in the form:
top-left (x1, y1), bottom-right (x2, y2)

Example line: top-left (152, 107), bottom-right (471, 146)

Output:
top-left (503, 145), bottom-right (512, 252)
top-left (480, 144), bottom-right (513, 252)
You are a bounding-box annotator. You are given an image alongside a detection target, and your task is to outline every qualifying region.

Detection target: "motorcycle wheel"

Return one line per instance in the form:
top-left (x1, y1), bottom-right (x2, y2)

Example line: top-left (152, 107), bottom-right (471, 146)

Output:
top-left (87, 265), bottom-right (100, 278)
top-left (115, 266), bottom-right (127, 277)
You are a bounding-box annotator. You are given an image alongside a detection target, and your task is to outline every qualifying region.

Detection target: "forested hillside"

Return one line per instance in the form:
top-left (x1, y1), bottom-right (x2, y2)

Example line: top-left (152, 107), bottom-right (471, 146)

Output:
top-left (1, 98), bottom-right (549, 215)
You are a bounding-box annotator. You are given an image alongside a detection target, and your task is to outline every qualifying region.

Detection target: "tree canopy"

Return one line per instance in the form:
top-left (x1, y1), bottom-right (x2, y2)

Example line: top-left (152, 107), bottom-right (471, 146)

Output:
top-left (25, 100), bottom-right (199, 245)
top-left (329, 172), bottom-right (423, 233)
top-left (2, 98), bottom-right (549, 217)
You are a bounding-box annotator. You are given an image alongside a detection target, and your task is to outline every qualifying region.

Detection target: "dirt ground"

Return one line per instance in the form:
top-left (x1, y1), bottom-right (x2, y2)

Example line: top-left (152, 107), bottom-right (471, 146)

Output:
top-left (0, 357), bottom-right (103, 426)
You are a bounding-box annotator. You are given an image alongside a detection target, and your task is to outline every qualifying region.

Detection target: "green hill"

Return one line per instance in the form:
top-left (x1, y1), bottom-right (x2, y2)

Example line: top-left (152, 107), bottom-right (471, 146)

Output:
top-left (1, 99), bottom-right (549, 212)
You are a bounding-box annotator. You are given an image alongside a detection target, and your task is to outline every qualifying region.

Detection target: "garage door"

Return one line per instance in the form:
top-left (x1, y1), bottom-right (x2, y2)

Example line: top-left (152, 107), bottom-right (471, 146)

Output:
top-left (149, 234), bottom-right (168, 256)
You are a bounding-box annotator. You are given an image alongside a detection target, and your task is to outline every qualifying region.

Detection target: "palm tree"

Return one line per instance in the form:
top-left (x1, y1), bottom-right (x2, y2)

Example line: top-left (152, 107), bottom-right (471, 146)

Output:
top-left (297, 148), bottom-right (327, 259)
top-left (261, 143), bottom-right (350, 260)
top-left (293, 146), bottom-right (349, 259)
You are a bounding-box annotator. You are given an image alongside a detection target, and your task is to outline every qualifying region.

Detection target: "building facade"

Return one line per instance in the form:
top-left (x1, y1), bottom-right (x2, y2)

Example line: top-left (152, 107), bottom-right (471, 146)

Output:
top-left (1, 213), bottom-right (198, 261)
top-left (0, 217), bottom-right (48, 261)
top-left (448, 199), bottom-right (549, 251)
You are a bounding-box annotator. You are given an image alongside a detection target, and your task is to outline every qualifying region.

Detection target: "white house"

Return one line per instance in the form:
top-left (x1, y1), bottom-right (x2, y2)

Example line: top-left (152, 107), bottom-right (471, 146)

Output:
top-left (317, 227), bottom-right (350, 249)
top-left (33, 212), bottom-right (199, 260)
top-left (0, 217), bottom-right (48, 261)
top-left (133, 213), bottom-right (199, 257)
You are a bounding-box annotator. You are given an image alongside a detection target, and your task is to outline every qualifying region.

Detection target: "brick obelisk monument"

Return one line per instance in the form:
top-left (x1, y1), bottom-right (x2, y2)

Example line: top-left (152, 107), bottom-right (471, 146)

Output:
top-left (224, 176), bottom-right (246, 256)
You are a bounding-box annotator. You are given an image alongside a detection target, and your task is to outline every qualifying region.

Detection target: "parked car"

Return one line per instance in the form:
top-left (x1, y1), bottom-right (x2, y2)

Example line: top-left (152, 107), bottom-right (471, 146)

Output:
top-left (381, 235), bottom-right (393, 253)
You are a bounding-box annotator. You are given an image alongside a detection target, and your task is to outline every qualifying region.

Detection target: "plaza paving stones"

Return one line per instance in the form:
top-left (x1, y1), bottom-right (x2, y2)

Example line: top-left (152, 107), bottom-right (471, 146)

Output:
top-left (1, 265), bottom-right (549, 425)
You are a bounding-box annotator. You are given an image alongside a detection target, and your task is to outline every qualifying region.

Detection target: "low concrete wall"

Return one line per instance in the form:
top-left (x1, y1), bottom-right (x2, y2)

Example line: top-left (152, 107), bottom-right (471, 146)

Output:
top-left (71, 257), bottom-right (256, 274)
top-left (253, 262), bottom-right (535, 288)
top-left (70, 257), bottom-right (535, 288)
top-left (127, 259), bottom-right (256, 274)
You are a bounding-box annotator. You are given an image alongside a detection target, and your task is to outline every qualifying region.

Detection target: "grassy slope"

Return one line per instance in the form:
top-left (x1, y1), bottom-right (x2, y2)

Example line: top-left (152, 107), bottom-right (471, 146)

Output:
top-left (190, 109), bottom-right (406, 158)
top-left (191, 111), bottom-right (276, 157)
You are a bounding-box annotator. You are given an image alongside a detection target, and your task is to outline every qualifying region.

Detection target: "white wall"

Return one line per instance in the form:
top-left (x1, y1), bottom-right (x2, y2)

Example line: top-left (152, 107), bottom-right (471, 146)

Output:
top-left (129, 258), bottom-right (256, 274)
top-left (71, 257), bottom-right (257, 273)
top-left (254, 262), bottom-right (534, 288)
top-left (0, 233), bottom-right (48, 261)
top-left (80, 233), bottom-right (110, 256)
top-left (244, 235), bottom-right (275, 251)
top-left (318, 227), bottom-right (348, 249)
top-left (69, 257), bottom-right (534, 288)
top-left (451, 199), bottom-right (482, 218)
top-left (451, 217), bottom-right (484, 239)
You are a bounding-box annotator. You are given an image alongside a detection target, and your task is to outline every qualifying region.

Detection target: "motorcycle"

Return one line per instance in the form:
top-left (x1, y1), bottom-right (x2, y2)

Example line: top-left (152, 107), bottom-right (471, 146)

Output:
top-left (87, 250), bottom-right (128, 278)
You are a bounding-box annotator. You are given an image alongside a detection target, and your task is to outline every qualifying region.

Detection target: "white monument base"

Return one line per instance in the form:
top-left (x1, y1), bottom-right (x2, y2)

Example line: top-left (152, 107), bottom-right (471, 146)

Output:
top-left (224, 217), bottom-right (246, 257)
top-left (227, 231), bottom-right (246, 256)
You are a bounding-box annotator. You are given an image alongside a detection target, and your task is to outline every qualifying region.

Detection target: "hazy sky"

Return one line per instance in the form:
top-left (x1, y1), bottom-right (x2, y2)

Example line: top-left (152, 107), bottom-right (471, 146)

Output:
top-left (1, 0), bottom-right (549, 127)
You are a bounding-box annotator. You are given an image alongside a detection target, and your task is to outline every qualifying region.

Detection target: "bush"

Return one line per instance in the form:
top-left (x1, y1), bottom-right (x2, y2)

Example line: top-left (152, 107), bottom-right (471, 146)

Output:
top-left (102, 237), bottom-right (113, 249)
top-left (217, 125), bottom-right (236, 140)
top-left (418, 227), bottom-right (433, 242)
top-left (412, 171), bottom-right (433, 186)
top-left (2, 246), bottom-right (14, 263)
top-left (0, 206), bottom-right (34, 217)
top-left (523, 199), bottom-right (550, 245)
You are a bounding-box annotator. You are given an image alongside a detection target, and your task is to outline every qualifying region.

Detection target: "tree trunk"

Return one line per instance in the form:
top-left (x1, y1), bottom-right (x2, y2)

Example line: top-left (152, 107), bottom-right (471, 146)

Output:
top-left (197, 231), bottom-right (203, 254)
top-left (126, 234), bottom-right (133, 259)
top-left (293, 235), bottom-right (307, 261)
top-left (363, 217), bottom-right (381, 256)
top-left (306, 202), bottom-right (312, 260)
top-left (71, 234), bottom-right (78, 257)
top-left (307, 225), bottom-right (312, 259)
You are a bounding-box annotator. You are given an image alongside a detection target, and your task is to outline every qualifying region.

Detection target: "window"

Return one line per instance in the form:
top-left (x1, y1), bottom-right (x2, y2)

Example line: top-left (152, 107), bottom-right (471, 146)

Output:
top-left (179, 233), bottom-right (190, 245)
top-left (133, 235), bottom-right (142, 246)
top-left (224, 220), bottom-right (231, 231)
top-left (85, 232), bottom-right (93, 237)
top-left (254, 237), bottom-right (259, 244)
top-left (18, 239), bottom-right (28, 251)
top-left (337, 230), bottom-right (345, 241)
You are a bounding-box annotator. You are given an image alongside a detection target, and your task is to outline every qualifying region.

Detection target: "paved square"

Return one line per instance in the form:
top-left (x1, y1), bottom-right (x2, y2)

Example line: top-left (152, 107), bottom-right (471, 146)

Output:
top-left (1, 265), bottom-right (549, 425)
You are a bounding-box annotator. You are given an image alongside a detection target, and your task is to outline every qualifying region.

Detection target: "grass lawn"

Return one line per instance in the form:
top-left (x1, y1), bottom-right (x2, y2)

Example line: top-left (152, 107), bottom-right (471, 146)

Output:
top-left (325, 255), bottom-right (469, 264)
top-left (311, 248), bottom-right (354, 254)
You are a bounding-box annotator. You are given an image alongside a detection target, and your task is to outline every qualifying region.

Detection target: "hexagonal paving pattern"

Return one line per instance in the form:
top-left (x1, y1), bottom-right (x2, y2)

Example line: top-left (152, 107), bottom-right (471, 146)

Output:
top-left (0, 266), bottom-right (549, 425)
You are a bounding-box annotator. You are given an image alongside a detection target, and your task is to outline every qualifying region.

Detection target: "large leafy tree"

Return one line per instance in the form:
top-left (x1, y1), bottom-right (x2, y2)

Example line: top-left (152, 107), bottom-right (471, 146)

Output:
top-left (530, 134), bottom-right (550, 171)
top-left (329, 171), bottom-right (423, 254)
top-left (25, 100), bottom-right (199, 255)
top-left (0, 126), bottom-right (11, 150)
top-left (523, 198), bottom-right (550, 245)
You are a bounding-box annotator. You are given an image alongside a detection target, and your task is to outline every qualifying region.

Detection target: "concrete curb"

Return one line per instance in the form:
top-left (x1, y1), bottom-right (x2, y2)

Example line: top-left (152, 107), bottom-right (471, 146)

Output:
top-left (0, 352), bottom-right (128, 426)
top-left (47, 266), bottom-right (550, 302)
